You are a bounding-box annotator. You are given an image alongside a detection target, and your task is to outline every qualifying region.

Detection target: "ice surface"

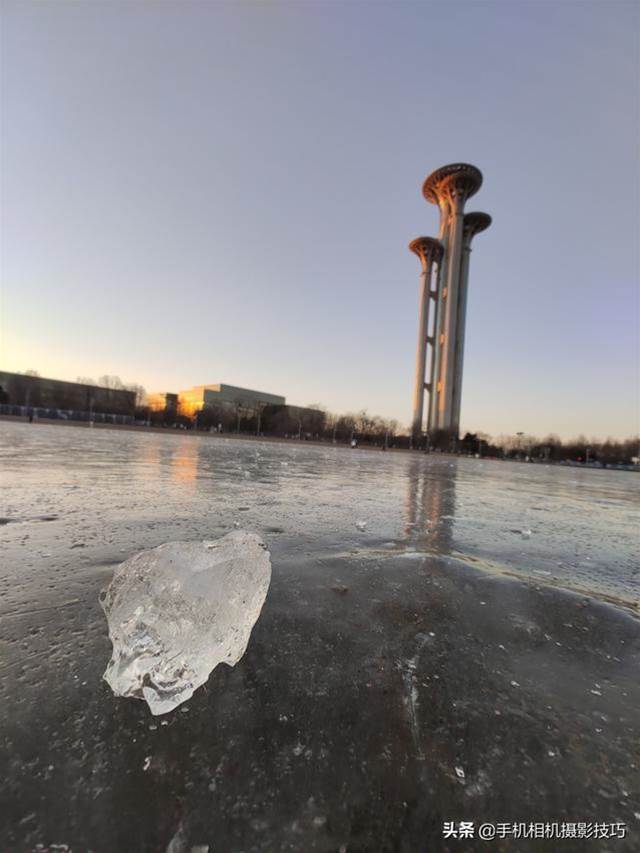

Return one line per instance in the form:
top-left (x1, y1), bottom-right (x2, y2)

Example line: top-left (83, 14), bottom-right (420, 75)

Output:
top-left (2, 421), bottom-right (638, 622)
top-left (100, 530), bottom-right (271, 715)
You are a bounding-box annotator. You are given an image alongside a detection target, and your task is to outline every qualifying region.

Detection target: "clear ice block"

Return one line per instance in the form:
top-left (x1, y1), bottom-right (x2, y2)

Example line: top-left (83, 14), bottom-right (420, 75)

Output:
top-left (101, 531), bottom-right (271, 715)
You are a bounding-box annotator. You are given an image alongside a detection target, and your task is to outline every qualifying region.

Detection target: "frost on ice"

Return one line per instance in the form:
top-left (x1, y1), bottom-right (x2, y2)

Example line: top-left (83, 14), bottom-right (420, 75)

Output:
top-left (100, 530), bottom-right (271, 715)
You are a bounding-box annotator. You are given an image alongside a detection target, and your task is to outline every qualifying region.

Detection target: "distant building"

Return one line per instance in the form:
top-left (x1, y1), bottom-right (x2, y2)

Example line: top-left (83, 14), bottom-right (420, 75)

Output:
top-left (177, 383), bottom-right (286, 418)
top-left (0, 371), bottom-right (135, 416)
top-left (148, 381), bottom-right (323, 434)
top-left (261, 403), bottom-right (326, 436)
top-left (147, 392), bottom-right (178, 415)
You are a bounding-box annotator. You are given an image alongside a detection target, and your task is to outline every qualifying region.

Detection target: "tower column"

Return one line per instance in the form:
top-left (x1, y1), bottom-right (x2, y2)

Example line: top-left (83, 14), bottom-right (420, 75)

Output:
top-left (437, 189), bottom-right (465, 432)
top-left (450, 212), bottom-right (492, 434)
top-left (428, 198), bottom-right (450, 434)
top-left (451, 241), bottom-right (472, 435)
top-left (411, 263), bottom-right (430, 438)
top-left (427, 254), bottom-right (444, 433)
top-left (409, 237), bottom-right (444, 444)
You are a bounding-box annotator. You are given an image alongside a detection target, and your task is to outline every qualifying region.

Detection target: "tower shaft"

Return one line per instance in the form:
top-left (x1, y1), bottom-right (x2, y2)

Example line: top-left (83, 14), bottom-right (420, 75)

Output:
top-left (450, 238), bottom-right (472, 434)
top-left (436, 195), bottom-right (465, 431)
top-left (409, 237), bottom-right (444, 443)
top-left (411, 265), bottom-right (430, 438)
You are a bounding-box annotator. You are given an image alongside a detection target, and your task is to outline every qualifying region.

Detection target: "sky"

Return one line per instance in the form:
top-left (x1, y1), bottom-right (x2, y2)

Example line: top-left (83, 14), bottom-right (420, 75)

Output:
top-left (1, 0), bottom-right (638, 440)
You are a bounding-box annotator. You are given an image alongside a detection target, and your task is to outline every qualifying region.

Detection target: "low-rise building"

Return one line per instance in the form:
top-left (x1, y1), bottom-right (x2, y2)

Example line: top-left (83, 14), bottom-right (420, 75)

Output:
top-left (148, 381), bottom-right (324, 435)
top-left (261, 403), bottom-right (326, 436)
top-left (147, 392), bottom-right (178, 414)
top-left (178, 383), bottom-right (286, 418)
top-left (0, 371), bottom-right (136, 416)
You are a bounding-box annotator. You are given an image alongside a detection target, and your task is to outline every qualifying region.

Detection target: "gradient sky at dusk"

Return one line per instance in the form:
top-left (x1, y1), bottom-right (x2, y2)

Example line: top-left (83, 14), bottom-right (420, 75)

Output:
top-left (1, 1), bottom-right (638, 439)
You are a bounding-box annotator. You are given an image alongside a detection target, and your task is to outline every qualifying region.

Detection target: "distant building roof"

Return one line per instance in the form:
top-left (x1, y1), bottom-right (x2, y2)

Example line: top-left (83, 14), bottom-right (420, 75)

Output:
top-left (179, 383), bottom-right (286, 407)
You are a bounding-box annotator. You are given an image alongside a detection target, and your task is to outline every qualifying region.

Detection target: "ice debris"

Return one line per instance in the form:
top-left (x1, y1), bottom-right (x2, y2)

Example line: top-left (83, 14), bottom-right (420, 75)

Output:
top-left (101, 530), bottom-right (271, 715)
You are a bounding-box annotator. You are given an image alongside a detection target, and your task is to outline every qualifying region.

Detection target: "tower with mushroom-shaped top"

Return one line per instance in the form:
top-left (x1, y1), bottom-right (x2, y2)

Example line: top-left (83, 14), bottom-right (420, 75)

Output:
top-left (409, 164), bottom-right (491, 446)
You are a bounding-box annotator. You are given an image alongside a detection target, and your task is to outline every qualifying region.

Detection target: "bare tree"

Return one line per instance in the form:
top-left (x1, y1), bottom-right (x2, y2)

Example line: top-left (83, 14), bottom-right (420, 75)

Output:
top-left (98, 375), bottom-right (126, 390)
top-left (126, 384), bottom-right (147, 408)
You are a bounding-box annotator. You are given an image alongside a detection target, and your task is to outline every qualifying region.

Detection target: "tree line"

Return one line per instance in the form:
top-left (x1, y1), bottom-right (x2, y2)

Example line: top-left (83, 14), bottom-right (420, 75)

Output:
top-left (458, 432), bottom-right (639, 466)
top-left (155, 399), bottom-right (404, 448)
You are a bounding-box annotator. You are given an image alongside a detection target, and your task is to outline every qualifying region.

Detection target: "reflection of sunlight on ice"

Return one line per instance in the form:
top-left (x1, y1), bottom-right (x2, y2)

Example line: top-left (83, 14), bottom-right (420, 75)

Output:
top-left (170, 452), bottom-right (199, 483)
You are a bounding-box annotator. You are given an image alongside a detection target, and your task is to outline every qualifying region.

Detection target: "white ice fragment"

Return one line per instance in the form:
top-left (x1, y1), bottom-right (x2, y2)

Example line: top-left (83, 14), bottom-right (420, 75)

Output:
top-left (100, 531), bottom-right (271, 715)
top-left (165, 824), bottom-right (209, 853)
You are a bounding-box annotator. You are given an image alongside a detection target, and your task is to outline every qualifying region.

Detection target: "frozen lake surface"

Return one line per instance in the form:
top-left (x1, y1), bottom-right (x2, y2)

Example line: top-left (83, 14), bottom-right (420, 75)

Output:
top-left (1, 421), bottom-right (638, 611)
top-left (1, 421), bottom-right (639, 852)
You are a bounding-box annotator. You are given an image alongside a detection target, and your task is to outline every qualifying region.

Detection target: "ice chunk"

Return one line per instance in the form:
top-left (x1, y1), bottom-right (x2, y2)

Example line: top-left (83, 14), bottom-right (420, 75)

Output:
top-left (100, 530), bottom-right (271, 715)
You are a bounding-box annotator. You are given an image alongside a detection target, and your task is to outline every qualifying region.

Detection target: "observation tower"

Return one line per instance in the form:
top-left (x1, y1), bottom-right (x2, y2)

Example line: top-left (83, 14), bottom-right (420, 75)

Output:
top-left (409, 164), bottom-right (491, 445)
